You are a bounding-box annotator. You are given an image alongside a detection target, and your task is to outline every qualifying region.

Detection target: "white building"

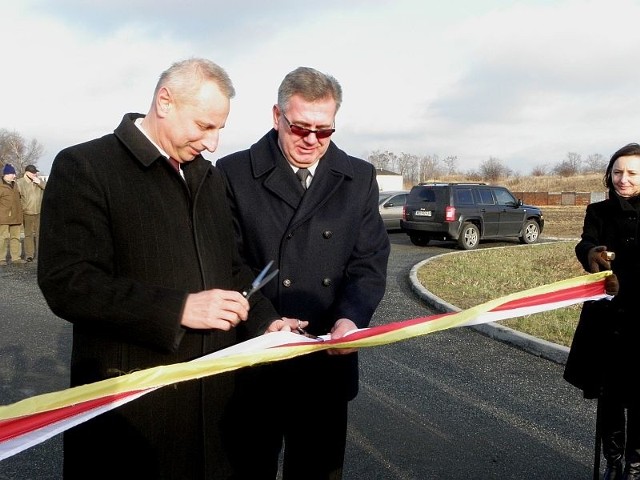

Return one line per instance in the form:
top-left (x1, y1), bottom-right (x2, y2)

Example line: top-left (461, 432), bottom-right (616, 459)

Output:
top-left (376, 168), bottom-right (404, 191)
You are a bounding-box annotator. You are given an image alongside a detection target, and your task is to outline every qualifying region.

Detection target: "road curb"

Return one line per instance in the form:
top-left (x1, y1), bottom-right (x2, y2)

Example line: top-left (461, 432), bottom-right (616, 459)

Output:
top-left (409, 255), bottom-right (570, 365)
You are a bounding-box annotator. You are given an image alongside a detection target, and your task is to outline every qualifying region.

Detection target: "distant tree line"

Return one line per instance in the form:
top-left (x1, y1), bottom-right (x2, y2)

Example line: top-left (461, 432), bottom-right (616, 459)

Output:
top-left (0, 129), bottom-right (612, 183)
top-left (367, 150), bottom-right (609, 184)
top-left (0, 129), bottom-right (44, 174)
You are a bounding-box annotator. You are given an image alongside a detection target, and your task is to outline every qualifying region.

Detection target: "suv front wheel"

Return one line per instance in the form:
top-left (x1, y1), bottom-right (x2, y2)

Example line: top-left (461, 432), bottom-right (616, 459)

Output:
top-left (458, 222), bottom-right (480, 250)
top-left (520, 220), bottom-right (540, 244)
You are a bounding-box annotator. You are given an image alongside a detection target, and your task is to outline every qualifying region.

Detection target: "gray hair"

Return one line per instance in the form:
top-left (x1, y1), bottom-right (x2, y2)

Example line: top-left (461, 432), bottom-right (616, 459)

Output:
top-left (155, 58), bottom-right (235, 104)
top-left (277, 67), bottom-right (342, 112)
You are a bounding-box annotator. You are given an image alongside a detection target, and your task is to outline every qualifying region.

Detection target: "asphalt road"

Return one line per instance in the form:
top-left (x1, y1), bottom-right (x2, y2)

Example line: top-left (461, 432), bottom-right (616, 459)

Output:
top-left (0, 234), bottom-right (600, 479)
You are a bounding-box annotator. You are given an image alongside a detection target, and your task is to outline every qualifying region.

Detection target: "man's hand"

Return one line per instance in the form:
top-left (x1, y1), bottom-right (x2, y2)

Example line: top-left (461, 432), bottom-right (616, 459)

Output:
top-left (587, 246), bottom-right (612, 273)
top-left (181, 289), bottom-right (249, 330)
top-left (265, 317), bottom-right (309, 334)
top-left (27, 172), bottom-right (40, 184)
top-left (328, 318), bottom-right (359, 355)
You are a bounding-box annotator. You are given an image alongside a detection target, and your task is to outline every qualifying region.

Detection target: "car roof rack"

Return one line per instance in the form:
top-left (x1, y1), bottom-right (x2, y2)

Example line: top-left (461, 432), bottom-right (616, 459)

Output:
top-left (416, 182), bottom-right (487, 186)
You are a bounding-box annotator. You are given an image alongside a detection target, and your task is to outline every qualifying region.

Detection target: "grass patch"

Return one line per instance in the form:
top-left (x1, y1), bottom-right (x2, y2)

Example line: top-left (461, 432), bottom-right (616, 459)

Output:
top-left (416, 241), bottom-right (586, 346)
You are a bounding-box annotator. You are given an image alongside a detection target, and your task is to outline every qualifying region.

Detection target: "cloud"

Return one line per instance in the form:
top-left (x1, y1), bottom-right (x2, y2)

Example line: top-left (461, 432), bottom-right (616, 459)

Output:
top-left (2, 0), bottom-right (640, 175)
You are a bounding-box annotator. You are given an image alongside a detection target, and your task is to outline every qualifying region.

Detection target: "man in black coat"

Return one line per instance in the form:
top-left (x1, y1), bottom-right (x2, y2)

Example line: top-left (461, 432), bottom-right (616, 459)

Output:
top-left (217, 66), bottom-right (390, 480)
top-left (37, 58), bottom-right (286, 480)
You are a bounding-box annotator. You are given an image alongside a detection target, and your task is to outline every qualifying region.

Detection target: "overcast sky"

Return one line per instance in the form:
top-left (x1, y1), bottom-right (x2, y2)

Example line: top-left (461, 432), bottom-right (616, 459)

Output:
top-left (2, 0), bottom-right (640, 175)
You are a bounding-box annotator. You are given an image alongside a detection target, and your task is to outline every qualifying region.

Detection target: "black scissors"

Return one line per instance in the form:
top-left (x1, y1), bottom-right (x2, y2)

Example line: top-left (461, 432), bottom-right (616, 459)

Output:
top-left (241, 260), bottom-right (279, 299)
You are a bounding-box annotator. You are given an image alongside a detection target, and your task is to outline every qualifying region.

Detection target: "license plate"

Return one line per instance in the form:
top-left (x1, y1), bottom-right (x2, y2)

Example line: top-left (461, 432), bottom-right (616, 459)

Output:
top-left (415, 210), bottom-right (432, 217)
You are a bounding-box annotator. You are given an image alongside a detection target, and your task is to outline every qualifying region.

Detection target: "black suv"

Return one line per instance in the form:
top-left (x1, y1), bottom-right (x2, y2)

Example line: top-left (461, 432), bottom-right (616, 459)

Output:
top-left (400, 182), bottom-right (544, 250)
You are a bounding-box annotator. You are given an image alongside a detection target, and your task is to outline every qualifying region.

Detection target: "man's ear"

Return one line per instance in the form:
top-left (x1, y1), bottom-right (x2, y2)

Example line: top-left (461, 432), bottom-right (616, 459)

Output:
top-left (157, 87), bottom-right (173, 117)
top-left (272, 104), bottom-right (280, 131)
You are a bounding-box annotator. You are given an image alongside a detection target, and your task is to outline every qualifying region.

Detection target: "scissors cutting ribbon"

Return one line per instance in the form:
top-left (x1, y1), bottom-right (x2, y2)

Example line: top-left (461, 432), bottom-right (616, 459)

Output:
top-left (241, 260), bottom-right (279, 299)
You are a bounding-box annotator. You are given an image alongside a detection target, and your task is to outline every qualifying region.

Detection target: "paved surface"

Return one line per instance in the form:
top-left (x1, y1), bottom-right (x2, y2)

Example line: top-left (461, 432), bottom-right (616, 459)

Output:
top-left (0, 235), bottom-right (599, 479)
top-left (342, 233), bottom-right (598, 479)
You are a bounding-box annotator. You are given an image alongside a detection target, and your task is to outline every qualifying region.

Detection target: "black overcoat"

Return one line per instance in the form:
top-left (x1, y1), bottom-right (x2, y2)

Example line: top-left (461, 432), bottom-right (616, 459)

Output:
top-left (37, 113), bottom-right (278, 479)
top-left (217, 129), bottom-right (390, 400)
top-left (565, 195), bottom-right (640, 401)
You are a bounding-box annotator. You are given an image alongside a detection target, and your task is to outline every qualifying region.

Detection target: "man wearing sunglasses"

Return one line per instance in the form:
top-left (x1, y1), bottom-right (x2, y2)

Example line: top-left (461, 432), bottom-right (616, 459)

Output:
top-left (217, 67), bottom-right (390, 480)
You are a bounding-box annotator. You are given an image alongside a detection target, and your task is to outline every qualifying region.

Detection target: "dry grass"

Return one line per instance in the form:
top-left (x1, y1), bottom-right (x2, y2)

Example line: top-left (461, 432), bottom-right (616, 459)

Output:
top-left (502, 173), bottom-right (605, 192)
top-left (417, 242), bottom-right (585, 346)
top-left (418, 174), bottom-right (605, 346)
top-left (414, 173), bottom-right (606, 347)
top-left (423, 173), bottom-right (606, 193)
top-left (540, 206), bottom-right (586, 238)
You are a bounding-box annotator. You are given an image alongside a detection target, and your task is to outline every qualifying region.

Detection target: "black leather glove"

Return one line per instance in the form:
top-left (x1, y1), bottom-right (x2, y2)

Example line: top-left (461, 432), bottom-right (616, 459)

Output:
top-left (604, 274), bottom-right (619, 296)
top-left (587, 246), bottom-right (612, 273)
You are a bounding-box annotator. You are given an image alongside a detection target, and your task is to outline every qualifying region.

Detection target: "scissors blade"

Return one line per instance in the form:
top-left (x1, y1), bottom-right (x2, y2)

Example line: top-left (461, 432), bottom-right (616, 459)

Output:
top-left (243, 261), bottom-right (278, 299)
top-left (252, 260), bottom-right (274, 289)
top-left (253, 268), bottom-right (278, 291)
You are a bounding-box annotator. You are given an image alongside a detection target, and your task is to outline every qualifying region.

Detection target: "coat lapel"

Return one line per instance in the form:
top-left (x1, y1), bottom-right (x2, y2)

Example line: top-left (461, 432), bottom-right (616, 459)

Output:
top-left (248, 130), bottom-right (357, 222)
top-left (249, 131), bottom-right (303, 210)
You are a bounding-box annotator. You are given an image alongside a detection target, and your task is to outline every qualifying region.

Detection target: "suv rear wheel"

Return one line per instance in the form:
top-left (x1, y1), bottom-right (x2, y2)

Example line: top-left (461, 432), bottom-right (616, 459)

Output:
top-left (520, 220), bottom-right (540, 244)
top-left (458, 222), bottom-right (480, 250)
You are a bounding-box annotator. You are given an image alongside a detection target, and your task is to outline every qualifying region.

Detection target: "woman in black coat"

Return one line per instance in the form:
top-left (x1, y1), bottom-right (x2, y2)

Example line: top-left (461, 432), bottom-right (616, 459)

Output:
top-left (569, 142), bottom-right (640, 480)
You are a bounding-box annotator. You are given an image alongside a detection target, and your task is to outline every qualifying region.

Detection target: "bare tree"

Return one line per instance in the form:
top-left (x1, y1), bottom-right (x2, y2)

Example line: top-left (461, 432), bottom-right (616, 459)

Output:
top-left (480, 157), bottom-right (511, 182)
top-left (553, 152), bottom-right (582, 177)
top-left (583, 153), bottom-right (607, 174)
top-left (396, 152), bottom-right (418, 184)
top-left (0, 129), bottom-right (44, 174)
top-left (367, 150), bottom-right (399, 172)
top-left (442, 155), bottom-right (458, 175)
top-left (530, 164), bottom-right (548, 176)
top-left (416, 154), bottom-right (442, 183)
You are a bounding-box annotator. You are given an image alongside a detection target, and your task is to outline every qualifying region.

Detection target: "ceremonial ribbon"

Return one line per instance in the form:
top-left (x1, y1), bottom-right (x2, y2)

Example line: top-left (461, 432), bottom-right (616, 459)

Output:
top-left (0, 271), bottom-right (611, 461)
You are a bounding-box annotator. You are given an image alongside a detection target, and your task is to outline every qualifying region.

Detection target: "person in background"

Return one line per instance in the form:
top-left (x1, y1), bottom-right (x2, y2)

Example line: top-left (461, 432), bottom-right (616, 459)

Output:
top-left (16, 164), bottom-right (46, 262)
top-left (37, 58), bottom-right (293, 480)
top-left (217, 66), bottom-right (390, 480)
top-left (0, 163), bottom-right (25, 265)
top-left (571, 142), bottom-right (640, 480)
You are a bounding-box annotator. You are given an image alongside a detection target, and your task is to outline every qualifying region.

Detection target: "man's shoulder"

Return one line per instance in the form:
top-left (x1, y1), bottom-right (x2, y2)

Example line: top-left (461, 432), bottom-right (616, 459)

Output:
top-left (58, 113), bottom-right (140, 157)
top-left (216, 148), bottom-right (250, 167)
top-left (59, 131), bottom-right (118, 157)
top-left (326, 143), bottom-right (374, 178)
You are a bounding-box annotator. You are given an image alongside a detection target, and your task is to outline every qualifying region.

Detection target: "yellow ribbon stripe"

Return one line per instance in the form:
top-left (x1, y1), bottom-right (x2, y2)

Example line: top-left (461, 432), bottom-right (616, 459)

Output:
top-left (0, 271), bottom-right (609, 422)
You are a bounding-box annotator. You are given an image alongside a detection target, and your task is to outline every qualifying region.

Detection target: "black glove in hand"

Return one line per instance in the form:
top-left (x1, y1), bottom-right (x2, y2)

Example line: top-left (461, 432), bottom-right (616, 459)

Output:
top-left (604, 274), bottom-right (619, 296)
top-left (587, 246), bottom-right (611, 273)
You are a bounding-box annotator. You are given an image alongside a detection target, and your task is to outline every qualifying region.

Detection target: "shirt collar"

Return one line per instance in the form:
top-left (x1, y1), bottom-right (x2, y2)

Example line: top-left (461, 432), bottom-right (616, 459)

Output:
top-left (134, 117), bottom-right (170, 160)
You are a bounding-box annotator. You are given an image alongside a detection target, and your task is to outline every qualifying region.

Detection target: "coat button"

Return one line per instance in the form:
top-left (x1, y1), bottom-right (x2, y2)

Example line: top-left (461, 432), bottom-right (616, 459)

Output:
top-left (283, 279), bottom-right (292, 288)
top-left (322, 230), bottom-right (333, 239)
top-left (322, 278), bottom-right (332, 286)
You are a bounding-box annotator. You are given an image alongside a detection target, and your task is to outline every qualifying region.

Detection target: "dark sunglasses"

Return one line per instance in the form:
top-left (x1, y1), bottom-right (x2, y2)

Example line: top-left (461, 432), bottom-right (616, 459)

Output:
top-left (281, 113), bottom-right (335, 139)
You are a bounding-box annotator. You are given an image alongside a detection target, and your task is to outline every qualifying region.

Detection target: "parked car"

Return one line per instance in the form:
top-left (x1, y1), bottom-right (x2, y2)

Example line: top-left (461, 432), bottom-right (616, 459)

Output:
top-left (400, 182), bottom-right (544, 249)
top-left (378, 190), bottom-right (409, 231)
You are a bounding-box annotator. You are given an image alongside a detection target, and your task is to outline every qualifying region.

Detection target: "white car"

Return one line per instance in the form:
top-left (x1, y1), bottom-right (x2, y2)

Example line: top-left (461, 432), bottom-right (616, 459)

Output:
top-left (378, 190), bottom-right (409, 231)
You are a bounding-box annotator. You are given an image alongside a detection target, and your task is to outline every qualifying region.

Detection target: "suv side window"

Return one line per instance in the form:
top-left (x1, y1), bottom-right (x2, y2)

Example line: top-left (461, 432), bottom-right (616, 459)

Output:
top-left (476, 189), bottom-right (495, 205)
top-left (455, 188), bottom-right (474, 205)
top-left (493, 188), bottom-right (516, 206)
